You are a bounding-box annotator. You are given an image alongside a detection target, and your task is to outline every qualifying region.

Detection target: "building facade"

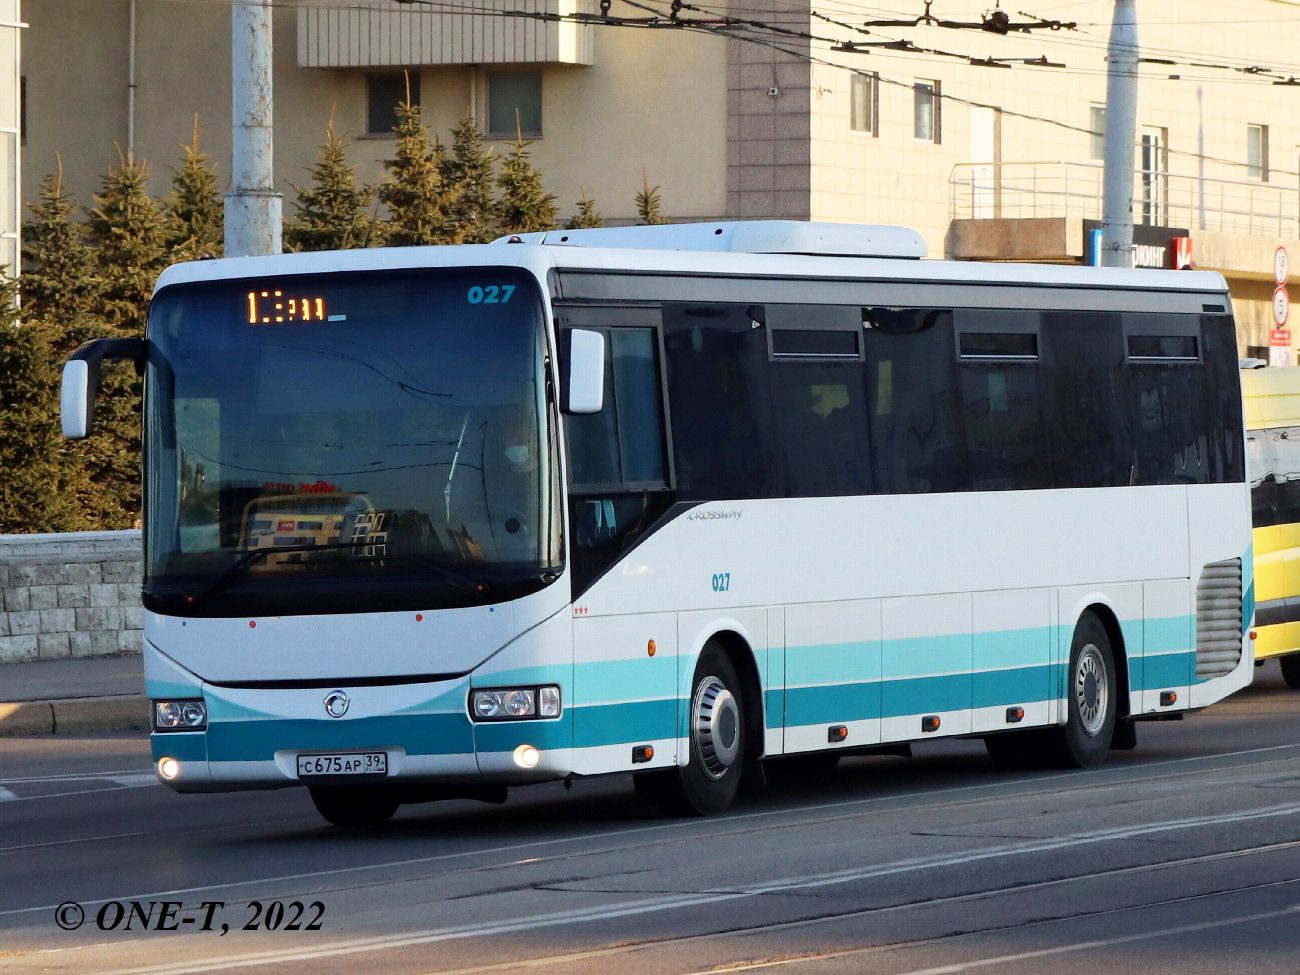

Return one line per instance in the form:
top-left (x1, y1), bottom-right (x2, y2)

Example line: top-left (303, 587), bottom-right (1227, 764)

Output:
top-left (21, 0), bottom-right (1300, 354)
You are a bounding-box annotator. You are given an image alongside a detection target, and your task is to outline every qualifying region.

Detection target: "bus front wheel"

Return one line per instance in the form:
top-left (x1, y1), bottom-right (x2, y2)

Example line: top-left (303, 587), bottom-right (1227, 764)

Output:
top-left (308, 785), bottom-right (400, 828)
top-left (1046, 612), bottom-right (1118, 767)
top-left (634, 645), bottom-right (746, 816)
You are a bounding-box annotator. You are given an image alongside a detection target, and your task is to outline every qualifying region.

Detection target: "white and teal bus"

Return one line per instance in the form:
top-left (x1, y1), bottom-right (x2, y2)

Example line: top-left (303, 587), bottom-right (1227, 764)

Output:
top-left (61, 221), bottom-right (1254, 826)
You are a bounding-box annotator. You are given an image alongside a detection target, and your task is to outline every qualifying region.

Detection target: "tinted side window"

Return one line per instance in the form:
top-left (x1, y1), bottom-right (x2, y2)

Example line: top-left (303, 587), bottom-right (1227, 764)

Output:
top-left (960, 365), bottom-right (1049, 490)
top-left (562, 320), bottom-right (675, 596)
top-left (863, 308), bottom-right (966, 493)
top-left (1042, 311), bottom-right (1130, 488)
top-left (957, 310), bottom-right (1049, 491)
top-left (772, 359), bottom-right (872, 496)
top-left (662, 304), bottom-right (779, 500)
top-left (1126, 313), bottom-right (1210, 485)
top-left (566, 327), bottom-right (668, 490)
top-left (1202, 313), bottom-right (1246, 483)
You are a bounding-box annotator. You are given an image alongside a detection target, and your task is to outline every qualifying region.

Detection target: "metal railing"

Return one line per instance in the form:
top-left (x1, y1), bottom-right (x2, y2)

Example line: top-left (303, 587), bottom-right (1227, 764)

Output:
top-left (950, 161), bottom-right (1300, 238)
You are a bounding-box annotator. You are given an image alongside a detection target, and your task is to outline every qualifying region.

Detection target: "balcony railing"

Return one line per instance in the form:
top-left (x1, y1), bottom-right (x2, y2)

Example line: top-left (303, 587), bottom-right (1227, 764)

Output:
top-left (297, 0), bottom-right (596, 68)
top-left (950, 161), bottom-right (1300, 239)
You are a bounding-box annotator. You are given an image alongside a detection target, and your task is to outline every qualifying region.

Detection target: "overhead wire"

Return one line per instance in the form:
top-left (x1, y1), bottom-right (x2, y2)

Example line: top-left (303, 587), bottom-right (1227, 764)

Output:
top-left (157, 0), bottom-right (1300, 175)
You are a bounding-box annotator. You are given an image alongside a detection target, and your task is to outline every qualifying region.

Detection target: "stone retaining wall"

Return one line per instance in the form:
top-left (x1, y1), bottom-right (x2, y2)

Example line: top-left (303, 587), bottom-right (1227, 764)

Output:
top-left (0, 531), bottom-right (143, 663)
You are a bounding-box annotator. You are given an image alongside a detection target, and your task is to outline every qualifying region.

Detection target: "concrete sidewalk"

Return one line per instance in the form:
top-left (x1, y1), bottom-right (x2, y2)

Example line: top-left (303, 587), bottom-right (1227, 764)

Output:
top-left (0, 655), bottom-right (147, 736)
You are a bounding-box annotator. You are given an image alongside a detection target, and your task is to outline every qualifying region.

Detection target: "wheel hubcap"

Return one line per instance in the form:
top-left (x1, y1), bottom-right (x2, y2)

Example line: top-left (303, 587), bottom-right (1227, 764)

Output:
top-left (692, 676), bottom-right (741, 780)
top-left (1075, 643), bottom-right (1109, 737)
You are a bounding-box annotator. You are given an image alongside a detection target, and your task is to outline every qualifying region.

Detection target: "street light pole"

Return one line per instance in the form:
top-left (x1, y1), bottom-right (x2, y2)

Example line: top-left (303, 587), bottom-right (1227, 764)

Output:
top-left (1100, 0), bottom-right (1137, 268)
top-left (225, 0), bottom-right (281, 257)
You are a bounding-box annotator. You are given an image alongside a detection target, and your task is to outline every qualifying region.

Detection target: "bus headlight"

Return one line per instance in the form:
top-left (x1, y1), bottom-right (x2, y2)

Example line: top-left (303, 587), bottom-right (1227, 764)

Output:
top-left (153, 699), bottom-right (207, 731)
top-left (470, 686), bottom-right (561, 720)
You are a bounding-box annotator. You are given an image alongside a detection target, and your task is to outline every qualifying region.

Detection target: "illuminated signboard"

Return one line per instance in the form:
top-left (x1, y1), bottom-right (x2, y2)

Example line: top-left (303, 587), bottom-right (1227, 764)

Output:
top-left (246, 289), bottom-right (336, 324)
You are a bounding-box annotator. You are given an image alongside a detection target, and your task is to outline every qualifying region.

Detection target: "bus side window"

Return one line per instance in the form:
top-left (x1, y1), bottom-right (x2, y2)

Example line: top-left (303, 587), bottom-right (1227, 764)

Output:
top-left (1042, 311), bottom-right (1129, 489)
top-left (956, 311), bottom-right (1049, 491)
top-left (862, 308), bottom-right (965, 494)
top-left (662, 303), bottom-right (779, 500)
top-left (1125, 313), bottom-right (1210, 485)
top-left (563, 324), bottom-right (674, 594)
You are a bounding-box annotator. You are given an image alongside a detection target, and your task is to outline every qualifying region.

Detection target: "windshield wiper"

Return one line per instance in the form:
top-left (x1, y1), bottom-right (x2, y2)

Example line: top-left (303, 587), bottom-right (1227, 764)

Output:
top-left (188, 542), bottom-right (489, 605)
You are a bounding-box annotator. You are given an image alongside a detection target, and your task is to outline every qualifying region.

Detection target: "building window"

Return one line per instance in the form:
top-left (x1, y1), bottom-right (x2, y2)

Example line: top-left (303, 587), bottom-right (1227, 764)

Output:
top-left (487, 72), bottom-right (542, 138)
top-left (914, 80), bottom-right (940, 143)
top-left (851, 72), bottom-right (878, 135)
top-left (1089, 104), bottom-right (1105, 160)
top-left (1248, 124), bottom-right (1269, 181)
top-left (367, 72), bottom-right (418, 136)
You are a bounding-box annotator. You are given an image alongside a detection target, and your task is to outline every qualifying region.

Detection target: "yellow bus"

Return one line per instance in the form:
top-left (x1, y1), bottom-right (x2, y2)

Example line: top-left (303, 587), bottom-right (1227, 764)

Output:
top-left (1242, 365), bottom-right (1300, 688)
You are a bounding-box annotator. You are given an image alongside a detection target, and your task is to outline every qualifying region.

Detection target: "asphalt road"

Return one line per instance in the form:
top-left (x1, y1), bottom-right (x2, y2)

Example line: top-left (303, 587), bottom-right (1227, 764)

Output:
top-left (2, 662), bottom-right (1299, 975)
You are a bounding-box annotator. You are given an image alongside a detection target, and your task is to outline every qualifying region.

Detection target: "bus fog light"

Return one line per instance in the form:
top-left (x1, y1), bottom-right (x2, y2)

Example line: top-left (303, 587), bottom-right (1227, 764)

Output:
top-left (513, 744), bottom-right (541, 769)
top-left (158, 757), bottom-right (180, 780)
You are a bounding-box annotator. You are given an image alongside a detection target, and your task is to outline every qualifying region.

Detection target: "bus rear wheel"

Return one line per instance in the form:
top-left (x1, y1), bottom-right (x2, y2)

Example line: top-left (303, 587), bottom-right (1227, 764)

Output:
top-left (1044, 612), bottom-right (1117, 768)
top-left (634, 645), bottom-right (746, 816)
top-left (308, 785), bottom-right (400, 828)
top-left (1280, 654), bottom-right (1300, 689)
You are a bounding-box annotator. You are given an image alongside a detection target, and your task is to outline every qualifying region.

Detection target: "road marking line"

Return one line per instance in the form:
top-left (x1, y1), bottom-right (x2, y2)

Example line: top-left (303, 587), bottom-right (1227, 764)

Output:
top-left (0, 786), bottom-right (16, 802)
top-left (108, 774), bottom-right (158, 788)
top-left (72, 800), bottom-right (1300, 975)
top-left (873, 904), bottom-right (1300, 975)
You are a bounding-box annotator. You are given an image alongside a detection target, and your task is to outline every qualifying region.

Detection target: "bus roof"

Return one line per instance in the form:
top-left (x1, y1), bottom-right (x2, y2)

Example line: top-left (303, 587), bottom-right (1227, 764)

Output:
top-left (153, 222), bottom-right (1230, 298)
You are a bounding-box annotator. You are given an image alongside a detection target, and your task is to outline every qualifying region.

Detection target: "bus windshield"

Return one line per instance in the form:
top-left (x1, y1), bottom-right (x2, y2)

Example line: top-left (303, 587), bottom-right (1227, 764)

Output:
top-left (143, 267), bottom-right (560, 617)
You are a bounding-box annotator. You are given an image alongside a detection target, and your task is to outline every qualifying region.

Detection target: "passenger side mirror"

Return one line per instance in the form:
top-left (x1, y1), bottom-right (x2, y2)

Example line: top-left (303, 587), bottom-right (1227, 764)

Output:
top-left (60, 337), bottom-right (148, 439)
top-left (563, 329), bottom-right (605, 414)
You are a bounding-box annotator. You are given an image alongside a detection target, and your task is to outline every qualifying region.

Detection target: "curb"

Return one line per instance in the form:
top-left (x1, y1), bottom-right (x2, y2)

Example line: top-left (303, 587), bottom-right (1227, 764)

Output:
top-left (0, 696), bottom-right (149, 736)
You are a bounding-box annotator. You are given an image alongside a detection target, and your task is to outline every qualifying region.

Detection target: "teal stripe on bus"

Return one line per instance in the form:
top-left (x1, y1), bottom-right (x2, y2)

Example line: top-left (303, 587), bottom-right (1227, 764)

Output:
top-left (786, 641), bottom-right (878, 685)
top-left (573, 698), bottom-right (678, 748)
top-left (1140, 651), bottom-right (1194, 689)
top-left (881, 634), bottom-right (974, 680)
top-left (151, 732), bottom-right (206, 764)
top-left (204, 713), bottom-right (473, 763)
top-left (473, 713), bottom-right (573, 753)
top-left (784, 681), bottom-right (879, 726)
top-left (972, 664), bottom-right (1058, 707)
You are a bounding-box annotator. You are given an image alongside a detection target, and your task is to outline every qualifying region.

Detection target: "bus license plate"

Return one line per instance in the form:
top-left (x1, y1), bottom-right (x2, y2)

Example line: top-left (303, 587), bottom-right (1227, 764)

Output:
top-left (296, 752), bottom-right (388, 777)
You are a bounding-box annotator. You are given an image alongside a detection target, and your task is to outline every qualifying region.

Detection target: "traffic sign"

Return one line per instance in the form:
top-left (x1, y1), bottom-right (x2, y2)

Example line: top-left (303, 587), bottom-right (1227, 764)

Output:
top-left (1275, 285), bottom-right (1290, 327)
top-left (1277, 246), bottom-right (1290, 286)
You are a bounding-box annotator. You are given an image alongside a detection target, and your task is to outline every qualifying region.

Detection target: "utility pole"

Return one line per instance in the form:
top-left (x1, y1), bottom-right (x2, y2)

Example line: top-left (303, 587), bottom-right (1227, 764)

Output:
top-left (1100, 0), bottom-right (1137, 268)
top-left (225, 0), bottom-right (281, 257)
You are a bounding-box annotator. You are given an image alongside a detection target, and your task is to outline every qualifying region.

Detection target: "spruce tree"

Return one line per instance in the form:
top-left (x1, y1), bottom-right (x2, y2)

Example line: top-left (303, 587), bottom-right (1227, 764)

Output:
top-left (565, 187), bottom-right (603, 229)
top-left (285, 116), bottom-right (383, 251)
top-left (440, 115), bottom-right (497, 244)
top-left (636, 168), bottom-right (670, 225)
top-left (378, 88), bottom-right (459, 246)
top-left (21, 158), bottom-right (105, 351)
top-left (0, 275), bottom-right (87, 533)
top-left (87, 147), bottom-right (170, 336)
top-left (80, 148), bottom-right (166, 528)
top-left (168, 117), bottom-right (224, 262)
top-left (496, 116), bottom-right (558, 235)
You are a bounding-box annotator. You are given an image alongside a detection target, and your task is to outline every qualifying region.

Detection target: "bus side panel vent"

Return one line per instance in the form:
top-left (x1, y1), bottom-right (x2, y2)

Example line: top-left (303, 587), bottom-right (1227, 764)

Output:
top-left (1196, 558), bottom-right (1243, 680)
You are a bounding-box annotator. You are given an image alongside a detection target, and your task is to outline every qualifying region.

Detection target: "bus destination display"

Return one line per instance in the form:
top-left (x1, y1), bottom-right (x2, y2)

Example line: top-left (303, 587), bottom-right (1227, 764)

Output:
top-left (247, 288), bottom-right (346, 325)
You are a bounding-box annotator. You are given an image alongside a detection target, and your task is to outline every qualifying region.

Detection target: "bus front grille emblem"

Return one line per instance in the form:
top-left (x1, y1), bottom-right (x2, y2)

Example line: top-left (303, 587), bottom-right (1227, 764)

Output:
top-left (323, 691), bottom-right (350, 718)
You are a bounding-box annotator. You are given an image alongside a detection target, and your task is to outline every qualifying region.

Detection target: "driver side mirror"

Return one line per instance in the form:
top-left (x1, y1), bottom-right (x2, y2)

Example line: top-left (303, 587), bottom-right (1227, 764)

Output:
top-left (563, 329), bottom-right (605, 415)
top-left (60, 337), bottom-right (148, 439)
